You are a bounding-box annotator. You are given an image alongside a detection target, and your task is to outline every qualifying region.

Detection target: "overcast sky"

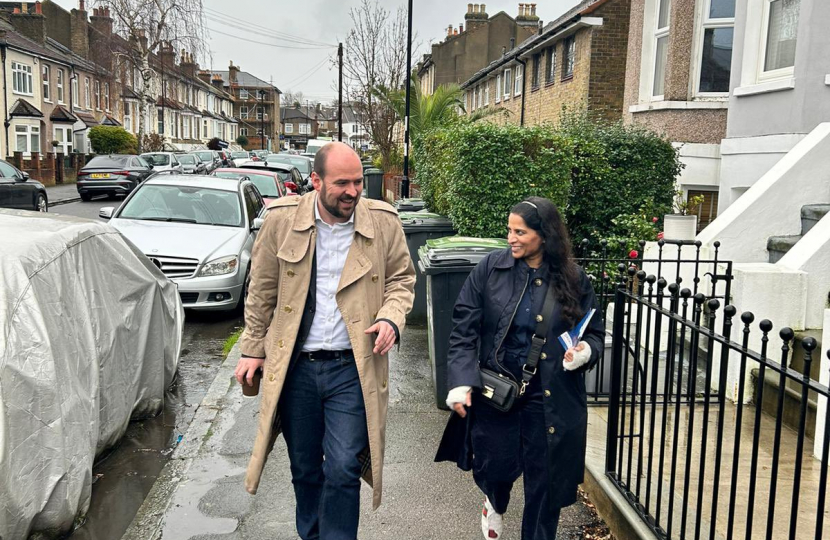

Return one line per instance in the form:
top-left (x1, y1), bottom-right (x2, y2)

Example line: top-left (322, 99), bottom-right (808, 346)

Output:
top-left (52, 0), bottom-right (575, 103)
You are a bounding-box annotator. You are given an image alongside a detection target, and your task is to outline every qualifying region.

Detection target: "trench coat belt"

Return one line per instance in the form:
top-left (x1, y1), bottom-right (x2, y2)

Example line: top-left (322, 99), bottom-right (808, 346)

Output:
top-left (299, 349), bottom-right (355, 361)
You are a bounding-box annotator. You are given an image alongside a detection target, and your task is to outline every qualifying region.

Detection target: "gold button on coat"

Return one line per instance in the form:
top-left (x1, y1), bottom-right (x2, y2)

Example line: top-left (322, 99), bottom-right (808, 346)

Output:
top-left (544, 390), bottom-right (551, 397)
top-left (278, 339), bottom-right (285, 348)
top-left (548, 426), bottom-right (556, 434)
top-left (366, 239), bottom-right (373, 247)
top-left (371, 275), bottom-right (379, 282)
top-left (382, 379), bottom-right (387, 389)
top-left (284, 306), bottom-right (293, 313)
top-left (534, 278), bottom-right (543, 286)
top-left (540, 352), bottom-right (547, 360)
top-left (287, 270), bottom-right (295, 277)
top-left (269, 374), bottom-right (275, 382)
top-left (536, 315), bottom-right (544, 323)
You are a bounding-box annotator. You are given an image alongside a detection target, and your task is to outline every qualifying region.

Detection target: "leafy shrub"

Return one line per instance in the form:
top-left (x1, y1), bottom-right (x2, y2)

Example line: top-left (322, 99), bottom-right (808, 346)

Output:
top-left (88, 126), bottom-right (138, 155)
top-left (207, 137), bottom-right (222, 151)
top-left (415, 114), bottom-right (680, 242)
top-left (236, 135), bottom-right (249, 148)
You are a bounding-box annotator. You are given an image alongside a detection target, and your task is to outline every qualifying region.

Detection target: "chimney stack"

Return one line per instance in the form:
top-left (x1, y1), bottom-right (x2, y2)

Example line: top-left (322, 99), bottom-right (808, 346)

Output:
top-left (89, 3), bottom-right (113, 69)
top-left (459, 23), bottom-right (463, 33)
top-left (465, 1), bottom-right (488, 30)
top-left (198, 70), bottom-right (211, 84)
top-left (10, 1), bottom-right (46, 45)
top-left (70, 0), bottom-right (89, 57)
top-left (211, 73), bottom-right (225, 91)
top-left (229, 60), bottom-right (240, 84)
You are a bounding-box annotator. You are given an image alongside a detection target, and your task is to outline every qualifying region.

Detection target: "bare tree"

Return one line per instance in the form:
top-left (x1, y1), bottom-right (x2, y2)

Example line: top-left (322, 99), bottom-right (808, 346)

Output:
top-left (282, 90), bottom-right (305, 108)
top-left (342, 0), bottom-right (408, 171)
top-left (94, 0), bottom-right (207, 150)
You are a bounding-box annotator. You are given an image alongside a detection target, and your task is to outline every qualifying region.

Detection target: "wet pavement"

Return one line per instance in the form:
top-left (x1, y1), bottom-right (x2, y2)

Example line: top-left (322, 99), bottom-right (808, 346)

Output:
top-left (123, 326), bottom-right (610, 540)
top-left (68, 310), bottom-right (243, 540)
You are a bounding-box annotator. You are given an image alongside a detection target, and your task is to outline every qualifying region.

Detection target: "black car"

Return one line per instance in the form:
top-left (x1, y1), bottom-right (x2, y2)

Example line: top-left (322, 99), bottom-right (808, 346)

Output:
top-left (77, 155), bottom-right (154, 201)
top-left (193, 150), bottom-right (221, 173)
top-left (239, 162), bottom-right (306, 195)
top-left (0, 159), bottom-right (47, 212)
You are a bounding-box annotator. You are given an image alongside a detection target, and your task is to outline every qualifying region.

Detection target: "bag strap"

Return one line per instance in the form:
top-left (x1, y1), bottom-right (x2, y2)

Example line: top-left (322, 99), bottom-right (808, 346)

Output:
top-left (520, 282), bottom-right (557, 396)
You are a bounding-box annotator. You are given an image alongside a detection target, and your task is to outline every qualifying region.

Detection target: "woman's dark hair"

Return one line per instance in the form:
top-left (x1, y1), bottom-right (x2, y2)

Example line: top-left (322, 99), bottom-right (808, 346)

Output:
top-left (510, 197), bottom-right (582, 326)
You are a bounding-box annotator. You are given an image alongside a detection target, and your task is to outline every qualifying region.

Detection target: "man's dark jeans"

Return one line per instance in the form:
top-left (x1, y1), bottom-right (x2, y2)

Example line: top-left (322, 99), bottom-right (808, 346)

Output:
top-left (279, 352), bottom-right (369, 540)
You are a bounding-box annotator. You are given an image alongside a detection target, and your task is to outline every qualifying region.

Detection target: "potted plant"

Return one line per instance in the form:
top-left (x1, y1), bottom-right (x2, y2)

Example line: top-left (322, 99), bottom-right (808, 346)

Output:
top-left (663, 189), bottom-right (704, 241)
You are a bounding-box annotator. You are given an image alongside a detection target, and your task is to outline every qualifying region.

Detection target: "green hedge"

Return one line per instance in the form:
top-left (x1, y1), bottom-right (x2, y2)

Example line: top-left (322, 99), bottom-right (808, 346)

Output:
top-left (414, 115), bottom-right (680, 242)
top-left (88, 126), bottom-right (137, 155)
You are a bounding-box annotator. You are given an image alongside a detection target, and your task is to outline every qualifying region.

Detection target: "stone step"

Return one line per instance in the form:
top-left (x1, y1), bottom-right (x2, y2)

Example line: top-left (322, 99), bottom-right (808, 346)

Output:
top-left (767, 234), bottom-right (801, 263)
top-left (801, 204), bottom-right (830, 235)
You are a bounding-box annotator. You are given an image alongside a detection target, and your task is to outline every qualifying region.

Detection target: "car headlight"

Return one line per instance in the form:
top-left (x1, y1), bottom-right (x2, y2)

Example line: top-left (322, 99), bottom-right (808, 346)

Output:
top-left (198, 255), bottom-right (238, 277)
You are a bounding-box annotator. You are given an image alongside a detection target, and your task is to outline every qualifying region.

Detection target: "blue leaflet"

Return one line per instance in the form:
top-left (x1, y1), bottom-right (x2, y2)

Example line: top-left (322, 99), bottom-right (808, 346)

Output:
top-left (558, 308), bottom-right (596, 351)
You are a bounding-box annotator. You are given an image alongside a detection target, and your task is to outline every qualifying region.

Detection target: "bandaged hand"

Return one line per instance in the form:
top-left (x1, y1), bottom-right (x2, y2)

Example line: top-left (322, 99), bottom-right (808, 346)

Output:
top-left (446, 386), bottom-right (472, 418)
top-left (563, 342), bottom-right (592, 371)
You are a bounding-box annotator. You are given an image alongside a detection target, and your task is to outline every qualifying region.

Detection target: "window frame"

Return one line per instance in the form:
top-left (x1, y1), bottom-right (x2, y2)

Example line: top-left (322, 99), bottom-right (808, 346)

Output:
top-left (563, 36), bottom-right (576, 81)
top-left (495, 73), bottom-right (502, 102)
top-left (545, 46), bottom-right (556, 84)
top-left (503, 68), bottom-right (512, 99)
top-left (104, 82), bottom-right (110, 111)
top-left (56, 69), bottom-right (65, 103)
top-left (240, 105), bottom-right (249, 119)
top-left (484, 80), bottom-right (490, 105)
top-left (531, 53), bottom-right (541, 89)
top-left (285, 123), bottom-right (293, 134)
top-left (15, 123), bottom-right (40, 155)
top-left (94, 80), bottom-right (101, 110)
top-left (12, 62), bottom-right (33, 96)
top-left (757, 0), bottom-right (799, 82)
top-left (84, 77), bottom-right (90, 109)
top-left (514, 64), bottom-right (523, 96)
top-left (692, 0), bottom-right (735, 98)
top-left (42, 64), bottom-right (51, 102)
top-left (651, 0), bottom-right (671, 99)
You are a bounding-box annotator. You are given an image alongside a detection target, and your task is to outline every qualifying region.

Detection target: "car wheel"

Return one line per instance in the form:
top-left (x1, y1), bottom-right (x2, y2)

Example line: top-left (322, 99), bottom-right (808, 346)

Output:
top-left (80, 192), bottom-right (92, 202)
top-left (235, 266), bottom-right (250, 314)
top-left (35, 193), bottom-right (47, 212)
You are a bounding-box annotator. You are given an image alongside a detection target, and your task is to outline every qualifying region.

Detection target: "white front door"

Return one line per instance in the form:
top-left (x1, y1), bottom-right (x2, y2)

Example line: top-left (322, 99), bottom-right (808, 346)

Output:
top-left (53, 126), bottom-right (73, 154)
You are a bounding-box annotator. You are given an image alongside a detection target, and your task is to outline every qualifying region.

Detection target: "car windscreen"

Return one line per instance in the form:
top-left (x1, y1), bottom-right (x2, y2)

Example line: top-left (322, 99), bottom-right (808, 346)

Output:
top-left (213, 171), bottom-right (244, 180)
top-left (178, 155), bottom-right (197, 164)
top-left (118, 184), bottom-right (243, 227)
top-left (289, 158), bottom-right (311, 174)
top-left (231, 152), bottom-right (248, 158)
top-left (276, 171), bottom-right (291, 182)
top-left (195, 152), bottom-right (214, 161)
top-left (142, 153), bottom-right (170, 166)
top-left (245, 174), bottom-right (280, 197)
top-left (86, 155), bottom-right (130, 168)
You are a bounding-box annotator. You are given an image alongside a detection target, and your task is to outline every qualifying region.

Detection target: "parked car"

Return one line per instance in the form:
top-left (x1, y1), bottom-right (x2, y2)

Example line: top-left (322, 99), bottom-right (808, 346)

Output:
top-left (77, 154), bottom-right (154, 201)
top-left (0, 208), bottom-right (183, 539)
top-left (239, 162), bottom-right (306, 195)
top-left (193, 150), bottom-right (221, 173)
top-left (0, 159), bottom-right (47, 212)
top-left (211, 167), bottom-right (293, 205)
top-left (265, 154), bottom-right (313, 184)
top-left (100, 174), bottom-right (266, 312)
top-left (230, 151), bottom-right (252, 167)
top-left (141, 152), bottom-right (184, 174)
top-left (178, 153), bottom-right (208, 174)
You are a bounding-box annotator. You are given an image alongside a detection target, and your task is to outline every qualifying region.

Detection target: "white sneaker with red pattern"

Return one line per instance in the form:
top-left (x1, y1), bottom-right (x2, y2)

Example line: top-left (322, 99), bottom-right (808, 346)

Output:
top-left (480, 497), bottom-right (504, 539)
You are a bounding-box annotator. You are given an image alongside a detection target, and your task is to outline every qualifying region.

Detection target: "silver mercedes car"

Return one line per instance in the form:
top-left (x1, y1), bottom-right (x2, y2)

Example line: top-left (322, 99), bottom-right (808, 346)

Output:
top-left (99, 174), bottom-right (266, 311)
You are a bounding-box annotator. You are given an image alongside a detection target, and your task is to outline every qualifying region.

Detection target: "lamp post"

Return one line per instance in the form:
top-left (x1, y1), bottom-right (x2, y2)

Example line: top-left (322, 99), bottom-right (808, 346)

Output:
top-left (401, 0), bottom-right (413, 198)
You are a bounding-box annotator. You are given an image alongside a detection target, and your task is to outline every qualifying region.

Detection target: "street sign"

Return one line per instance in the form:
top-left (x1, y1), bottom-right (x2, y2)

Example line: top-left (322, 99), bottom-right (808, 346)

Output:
top-left (217, 139), bottom-right (229, 149)
top-left (279, 134), bottom-right (285, 140)
top-left (361, 144), bottom-right (369, 151)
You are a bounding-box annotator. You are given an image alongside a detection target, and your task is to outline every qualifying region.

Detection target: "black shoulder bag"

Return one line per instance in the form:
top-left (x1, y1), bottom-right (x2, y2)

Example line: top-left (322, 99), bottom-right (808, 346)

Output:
top-left (478, 284), bottom-right (556, 412)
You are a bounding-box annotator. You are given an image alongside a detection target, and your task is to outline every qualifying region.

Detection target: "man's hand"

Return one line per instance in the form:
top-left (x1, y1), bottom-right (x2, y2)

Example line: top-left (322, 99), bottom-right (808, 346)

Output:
top-left (364, 320), bottom-right (396, 355)
top-left (235, 356), bottom-right (265, 386)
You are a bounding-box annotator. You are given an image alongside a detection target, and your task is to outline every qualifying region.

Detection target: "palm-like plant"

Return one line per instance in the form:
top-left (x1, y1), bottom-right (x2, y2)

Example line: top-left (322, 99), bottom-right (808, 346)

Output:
top-left (373, 75), bottom-right (469, 141)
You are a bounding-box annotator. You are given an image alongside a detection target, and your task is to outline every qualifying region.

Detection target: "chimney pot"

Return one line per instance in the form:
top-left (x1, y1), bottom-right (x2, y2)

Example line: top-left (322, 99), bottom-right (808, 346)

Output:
top-left (510, 37), bottom-right (515, 49)
top-left (474, 4), bottom-right (480, 13)
top-left (35, 1), bottom-right (41, 14)
top-left (453, 28), bottom-right (458, 35)
top-left (467, 3), bottom-right (472, 13)
top-left (531, 4), bottom-right (536, 16)
top-left (79, 0), bottom-right (84, 11)
top-left (447, 25), bottom-right (453, 36)
top-left (21, 2), bottom-right (28, 12)
top-left (459, 23), bottom-right (463, 32)
top-left (481, 4), bottom-right (486, 14)
top-left (519, 3), bottom-right (525, 16)
top-left (13, 7), bottom-right (19, 14)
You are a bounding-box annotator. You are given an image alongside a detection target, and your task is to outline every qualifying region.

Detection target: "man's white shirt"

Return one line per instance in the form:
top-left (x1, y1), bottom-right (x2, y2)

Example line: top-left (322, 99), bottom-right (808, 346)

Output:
top-left (302, 195), bottom-right (355, 352)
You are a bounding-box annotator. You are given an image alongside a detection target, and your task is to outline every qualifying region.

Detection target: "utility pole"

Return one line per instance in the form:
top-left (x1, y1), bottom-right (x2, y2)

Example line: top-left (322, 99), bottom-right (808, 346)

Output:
top-left (338, 42), bottom-right (343, 142)
top-left (401, 0), bottom-right (413, 198)
top-left (260, 90), bottom-right (265, 151)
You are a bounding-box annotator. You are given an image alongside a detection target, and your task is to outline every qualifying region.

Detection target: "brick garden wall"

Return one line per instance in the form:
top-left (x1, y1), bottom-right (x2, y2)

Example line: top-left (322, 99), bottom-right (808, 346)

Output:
top-left (9, 152), bottom-right (87, 186)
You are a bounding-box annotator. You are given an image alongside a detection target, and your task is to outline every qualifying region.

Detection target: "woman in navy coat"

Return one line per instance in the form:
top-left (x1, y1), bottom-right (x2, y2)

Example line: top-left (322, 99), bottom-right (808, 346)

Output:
top-left (435, 197), bottom-right (605, 539)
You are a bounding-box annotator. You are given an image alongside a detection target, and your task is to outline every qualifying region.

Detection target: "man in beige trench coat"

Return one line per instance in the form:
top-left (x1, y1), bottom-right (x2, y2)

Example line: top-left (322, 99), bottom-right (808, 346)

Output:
top-left (234, 142), bottom-right (415, 540)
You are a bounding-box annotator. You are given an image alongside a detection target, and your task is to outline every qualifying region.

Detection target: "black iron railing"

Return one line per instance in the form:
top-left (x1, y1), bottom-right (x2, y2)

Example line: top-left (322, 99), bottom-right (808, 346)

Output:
top-left (606, 277), bottom-right (830, 540)
top-left (574, 239), bottom-right (733, 402)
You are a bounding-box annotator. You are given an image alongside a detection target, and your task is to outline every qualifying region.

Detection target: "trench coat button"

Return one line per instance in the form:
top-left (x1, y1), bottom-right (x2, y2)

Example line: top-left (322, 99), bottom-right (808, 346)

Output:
top-left (544, 390), bottom-right (551, 397)
top-left (287, 270), bottom-right (295, 277)
top-left (278, 339), bottom-right (285, 348)
top-left (382, 379), bottom-right (387, 389)
top-left (536, 315), bottom-right (544, 323)
top-left (269, 374), bottom-right (275, 382)
top-left (548, 426), bottom-right (555, 434)
top-left (366, 239), bottom-right (373, 247)
top-left (534, 278), bottom-right (542, 286)
top-left (372, 274), bottom-right (379, 283)
top-left (541, 352), bottom-right (547, 360)
top-left (284, 306), bottom-right (293, 313)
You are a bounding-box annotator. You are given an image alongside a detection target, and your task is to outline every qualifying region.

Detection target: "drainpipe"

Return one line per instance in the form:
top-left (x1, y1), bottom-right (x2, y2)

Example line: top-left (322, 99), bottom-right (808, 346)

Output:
top-left (1, 40), bottom-right (9, 157)
top-left (516, 56), bottom-right (527, 126)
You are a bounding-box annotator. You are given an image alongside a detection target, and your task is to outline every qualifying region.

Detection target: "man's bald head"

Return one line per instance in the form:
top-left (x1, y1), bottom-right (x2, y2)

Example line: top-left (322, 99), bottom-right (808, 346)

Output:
top-left (313, 142), bottom-right (362, 180)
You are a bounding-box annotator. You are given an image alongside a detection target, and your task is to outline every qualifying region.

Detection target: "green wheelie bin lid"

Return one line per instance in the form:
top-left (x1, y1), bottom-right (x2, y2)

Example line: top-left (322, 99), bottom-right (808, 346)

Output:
top-left (399, 212), bottom-right (455, 233)
top-left (418, 236), bottom-right (508, 274)
top-left (395, 198), bottom-right (426, 212)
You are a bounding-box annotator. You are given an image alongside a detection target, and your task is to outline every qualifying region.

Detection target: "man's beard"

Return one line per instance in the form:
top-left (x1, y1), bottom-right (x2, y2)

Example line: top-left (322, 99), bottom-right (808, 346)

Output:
top-left (320, 185), bottom-right (359, 219)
